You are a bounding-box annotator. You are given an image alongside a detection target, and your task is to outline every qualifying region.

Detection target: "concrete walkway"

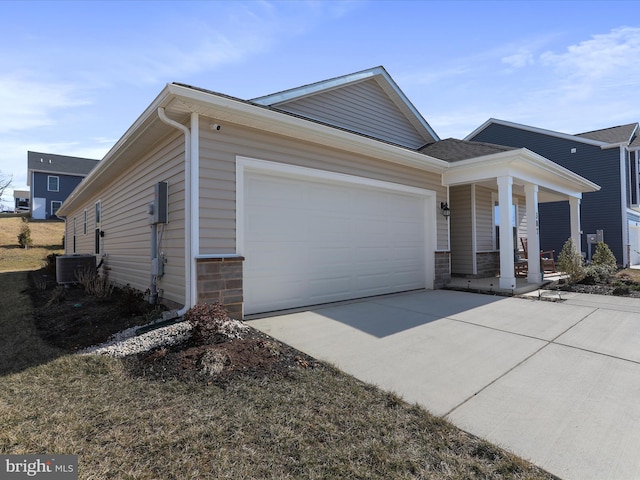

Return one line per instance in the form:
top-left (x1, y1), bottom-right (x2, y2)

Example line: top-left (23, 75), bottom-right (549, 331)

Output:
top-left (248, 290), bottom-right (640, 480)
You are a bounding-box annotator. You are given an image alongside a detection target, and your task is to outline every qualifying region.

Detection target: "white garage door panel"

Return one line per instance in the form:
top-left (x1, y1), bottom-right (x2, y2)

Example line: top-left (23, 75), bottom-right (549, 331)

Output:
top-left (244, 171), bottom-right (428, 314)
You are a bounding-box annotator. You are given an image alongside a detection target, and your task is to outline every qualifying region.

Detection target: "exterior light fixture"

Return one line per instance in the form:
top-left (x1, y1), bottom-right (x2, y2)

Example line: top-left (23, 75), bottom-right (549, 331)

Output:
top-left (440, 202), bottom-right (451, 218)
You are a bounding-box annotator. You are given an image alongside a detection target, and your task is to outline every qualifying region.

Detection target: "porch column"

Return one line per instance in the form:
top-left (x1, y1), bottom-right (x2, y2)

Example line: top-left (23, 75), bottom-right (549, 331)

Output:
top-left (569, 197), bottom-right (581, 254)
top-left (524, 183), bottom-right (542, 282)
top-left (497, 176), bottom-right (516, 289)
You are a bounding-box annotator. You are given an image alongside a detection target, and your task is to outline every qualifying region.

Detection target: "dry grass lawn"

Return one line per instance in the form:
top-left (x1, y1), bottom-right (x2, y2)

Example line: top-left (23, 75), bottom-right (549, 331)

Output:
top-left (0, 216), bottom-right (65, 272)
top-left (0, 218), bottom-right (557, 479)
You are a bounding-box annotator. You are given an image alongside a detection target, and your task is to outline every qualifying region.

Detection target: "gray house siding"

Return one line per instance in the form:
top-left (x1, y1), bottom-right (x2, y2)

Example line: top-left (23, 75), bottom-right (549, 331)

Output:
top-left (470, 124), bottom-right (625, 264)
top-left (267, 79), bottom-right (429, 149)
top-left (32, 172), bottom-right (85, 218)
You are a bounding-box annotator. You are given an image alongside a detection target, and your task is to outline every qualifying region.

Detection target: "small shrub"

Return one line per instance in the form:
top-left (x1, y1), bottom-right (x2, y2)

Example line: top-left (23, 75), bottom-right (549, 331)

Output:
top-left (557, 238), bottom-right (585, 284)
top-left (17, 219), bottom-right (33, 249)
top-left (184, 302), bottom-right (248, 344)
top-left (75, 266), bottom-right (114, 299)
top-left (592, 241), bottom-right (617, 277)
top-left (32, 272), bottom-right (48, 291)
top-left (613, 285), bottom-right (630, 296)
top-left (42, 254), bottom-right (59, 276)
top-left (45, 286), bottom-right (67, 306)
top-left (580, 264), bottom-right (611, 285)
top-left (116, 284), bottom-right (147, 317)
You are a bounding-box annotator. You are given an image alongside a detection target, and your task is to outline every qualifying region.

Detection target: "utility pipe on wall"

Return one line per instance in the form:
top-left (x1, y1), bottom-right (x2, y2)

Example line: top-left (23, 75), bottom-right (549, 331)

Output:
top-left (157, 107), bottom-right (197, 316)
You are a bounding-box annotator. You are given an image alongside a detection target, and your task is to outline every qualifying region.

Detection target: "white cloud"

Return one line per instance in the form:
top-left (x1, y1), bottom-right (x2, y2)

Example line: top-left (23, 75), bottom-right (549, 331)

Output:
top-left (540, 26), bottom-right (640, 99)
top-left (0, 74), bottom-right (90, 133)
top-left (502, 51), bottom-right (534, 69)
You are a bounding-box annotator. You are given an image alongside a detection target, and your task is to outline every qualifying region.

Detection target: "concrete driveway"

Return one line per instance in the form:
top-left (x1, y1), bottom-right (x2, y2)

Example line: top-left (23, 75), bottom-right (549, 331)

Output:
top-left (248, 289), bottom-right (640, 480)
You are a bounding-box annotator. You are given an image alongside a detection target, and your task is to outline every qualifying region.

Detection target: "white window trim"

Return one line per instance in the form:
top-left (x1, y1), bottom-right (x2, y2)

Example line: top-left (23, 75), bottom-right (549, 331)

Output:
top-left (47, 175), bottom-right (59, 192)
top-left (51, 200), bottom-right (62, 217)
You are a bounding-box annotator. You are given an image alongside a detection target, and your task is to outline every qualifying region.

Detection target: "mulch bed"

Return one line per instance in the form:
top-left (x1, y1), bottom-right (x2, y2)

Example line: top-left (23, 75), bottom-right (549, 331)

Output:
top-left (27, 270), bottom-right (320, 387)
top-left (122, 329), bottom-right (319, 388)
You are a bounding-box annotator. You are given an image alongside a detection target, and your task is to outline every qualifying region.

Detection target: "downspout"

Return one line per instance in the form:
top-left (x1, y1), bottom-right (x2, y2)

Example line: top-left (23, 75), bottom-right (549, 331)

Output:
top-left (157, 107), bottom-right (196, 316)
top-left (620, 145), bottom-right (630, 267)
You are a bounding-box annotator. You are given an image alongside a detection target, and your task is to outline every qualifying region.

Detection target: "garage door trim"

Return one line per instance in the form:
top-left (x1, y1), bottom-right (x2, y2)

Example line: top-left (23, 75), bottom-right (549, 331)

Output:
top-left (236, 156), bottom-right (437, 312)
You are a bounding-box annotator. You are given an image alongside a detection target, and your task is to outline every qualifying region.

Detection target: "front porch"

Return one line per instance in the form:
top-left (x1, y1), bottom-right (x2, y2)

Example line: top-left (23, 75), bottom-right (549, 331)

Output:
top-left (445, 271), bottom-right (565, 295)
top-left (441, 146), bottom-right (600, 290)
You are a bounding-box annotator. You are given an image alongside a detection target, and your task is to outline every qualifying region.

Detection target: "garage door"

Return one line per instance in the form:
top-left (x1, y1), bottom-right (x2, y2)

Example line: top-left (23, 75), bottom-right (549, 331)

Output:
top-left (243, 168), bottom-right (430, 314)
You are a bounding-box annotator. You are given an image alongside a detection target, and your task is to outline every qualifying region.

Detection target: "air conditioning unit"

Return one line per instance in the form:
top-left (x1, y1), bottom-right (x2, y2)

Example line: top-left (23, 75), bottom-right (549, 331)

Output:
top-left (56, 255), bottom-right (96, 284)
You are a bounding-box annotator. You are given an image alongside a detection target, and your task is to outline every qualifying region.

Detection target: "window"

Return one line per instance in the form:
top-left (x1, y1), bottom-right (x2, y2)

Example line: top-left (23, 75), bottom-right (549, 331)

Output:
top-left (94, 201), bottom-right (101, 254)
top-left (48, 176), bottom-right (59, 192)
top-left (493, 200), bottom-right (517, 251)
top-left (83, 210), bottom-right (87, 235)
top-left (51, 201), bottom-right (62, 218)
top-left (73, 218), bottom-right (77, 253)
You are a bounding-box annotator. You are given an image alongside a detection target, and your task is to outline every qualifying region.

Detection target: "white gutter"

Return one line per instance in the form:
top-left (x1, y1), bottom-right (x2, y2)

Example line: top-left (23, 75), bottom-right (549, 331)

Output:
top-left (157, 108), bottom-right (198, 315)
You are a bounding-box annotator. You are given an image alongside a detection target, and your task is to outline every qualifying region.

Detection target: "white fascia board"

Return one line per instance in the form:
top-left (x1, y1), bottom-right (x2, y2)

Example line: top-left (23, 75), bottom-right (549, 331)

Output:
top-left (168, 84), bottom-right (448, 173)
top-left (600, 141), bottom-right (628, 150)
top-left (251, 67), bottom-right (382, 105)
top-left (442, 148), bottom-right (600, 197)
top-left (465, 118), bottom-right (608, 147)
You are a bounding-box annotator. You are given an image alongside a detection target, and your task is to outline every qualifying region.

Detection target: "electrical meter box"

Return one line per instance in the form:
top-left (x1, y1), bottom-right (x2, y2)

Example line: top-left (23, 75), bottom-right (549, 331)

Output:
top-left (153, 181), bottom-right (168, 224)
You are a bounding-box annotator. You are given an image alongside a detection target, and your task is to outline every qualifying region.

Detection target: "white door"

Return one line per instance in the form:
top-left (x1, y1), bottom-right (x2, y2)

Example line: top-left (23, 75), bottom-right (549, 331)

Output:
top-left (630, 223), bottom-right (640, 266)
top-left (243, 170), bottom-right (430, 314)
top-left (32, 197), bottom-right (46, 219)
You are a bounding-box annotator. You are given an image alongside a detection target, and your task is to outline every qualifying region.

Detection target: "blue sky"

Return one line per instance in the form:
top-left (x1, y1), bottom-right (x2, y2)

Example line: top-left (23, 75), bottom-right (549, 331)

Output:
top-left (2, 0), bottom-right (640, 208)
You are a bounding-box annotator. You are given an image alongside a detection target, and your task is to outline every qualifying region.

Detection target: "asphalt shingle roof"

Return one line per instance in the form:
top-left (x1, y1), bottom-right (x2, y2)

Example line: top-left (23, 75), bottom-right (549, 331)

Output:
top-left (418, 138), bottom-right (516, 162)
top-left (28, 151), bottom-right (99, 175)
top-left (575, 123), bottom-right (638, 144)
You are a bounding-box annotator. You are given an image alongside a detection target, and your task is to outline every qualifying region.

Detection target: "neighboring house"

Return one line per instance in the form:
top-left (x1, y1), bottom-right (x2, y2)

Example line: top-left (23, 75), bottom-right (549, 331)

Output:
top-left (466, 119), bottom-right (640, 266)
top-left (27, 151), bottom-right (99, 219)
top-left (57, 67), bottom-right (598, 318)
top-left (13, 189), bottom-right (30, 212)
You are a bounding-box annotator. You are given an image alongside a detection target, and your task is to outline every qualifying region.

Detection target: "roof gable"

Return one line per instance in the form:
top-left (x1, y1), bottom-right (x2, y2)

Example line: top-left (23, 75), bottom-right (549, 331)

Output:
top-left (251, 66), bottom-right (439, 148)
top-left (467, 118), bottom-right (640, 148)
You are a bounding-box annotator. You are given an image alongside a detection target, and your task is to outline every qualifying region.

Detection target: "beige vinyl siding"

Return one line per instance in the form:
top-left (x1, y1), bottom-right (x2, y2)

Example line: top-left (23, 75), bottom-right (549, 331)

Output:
top-left (62, 133), bottom-right (187, 306)
top-left (69, 208), bottom-right (94, 254)
top-left (272, 79), bottom-right (429, 149)
top-left (475, 186), bottom-right (495, 252)
top-left (450, 185), bottom-right (474, 274)
top-left (198, 119), bottom-right (449, 254)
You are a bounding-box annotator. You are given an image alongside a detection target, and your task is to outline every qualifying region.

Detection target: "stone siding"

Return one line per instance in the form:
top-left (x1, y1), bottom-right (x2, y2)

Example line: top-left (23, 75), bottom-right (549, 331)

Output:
top-left (196, 257), bottom-right (244, 319)
top-left (434, 251), bottom-right (451, 288)
top-left (476, 251), bottom-right (499, 277)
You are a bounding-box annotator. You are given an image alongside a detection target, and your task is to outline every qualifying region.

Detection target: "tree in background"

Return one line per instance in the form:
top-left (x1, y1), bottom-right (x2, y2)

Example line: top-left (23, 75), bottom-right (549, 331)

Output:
top-left (0, 171), bottom-right (12, 204)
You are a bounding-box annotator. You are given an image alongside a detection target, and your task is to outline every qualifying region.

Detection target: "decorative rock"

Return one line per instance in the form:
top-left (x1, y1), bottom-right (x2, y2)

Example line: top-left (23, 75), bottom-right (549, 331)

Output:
top-left (78, 321), bottom-right (193, 358)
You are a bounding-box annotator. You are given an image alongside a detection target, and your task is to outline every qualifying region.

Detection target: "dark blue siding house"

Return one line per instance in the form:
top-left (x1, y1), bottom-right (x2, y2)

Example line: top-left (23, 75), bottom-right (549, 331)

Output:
top-left (466, 119), bottom-right (640, 267)
top-left (27, 151), bottom-right (99, 220)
